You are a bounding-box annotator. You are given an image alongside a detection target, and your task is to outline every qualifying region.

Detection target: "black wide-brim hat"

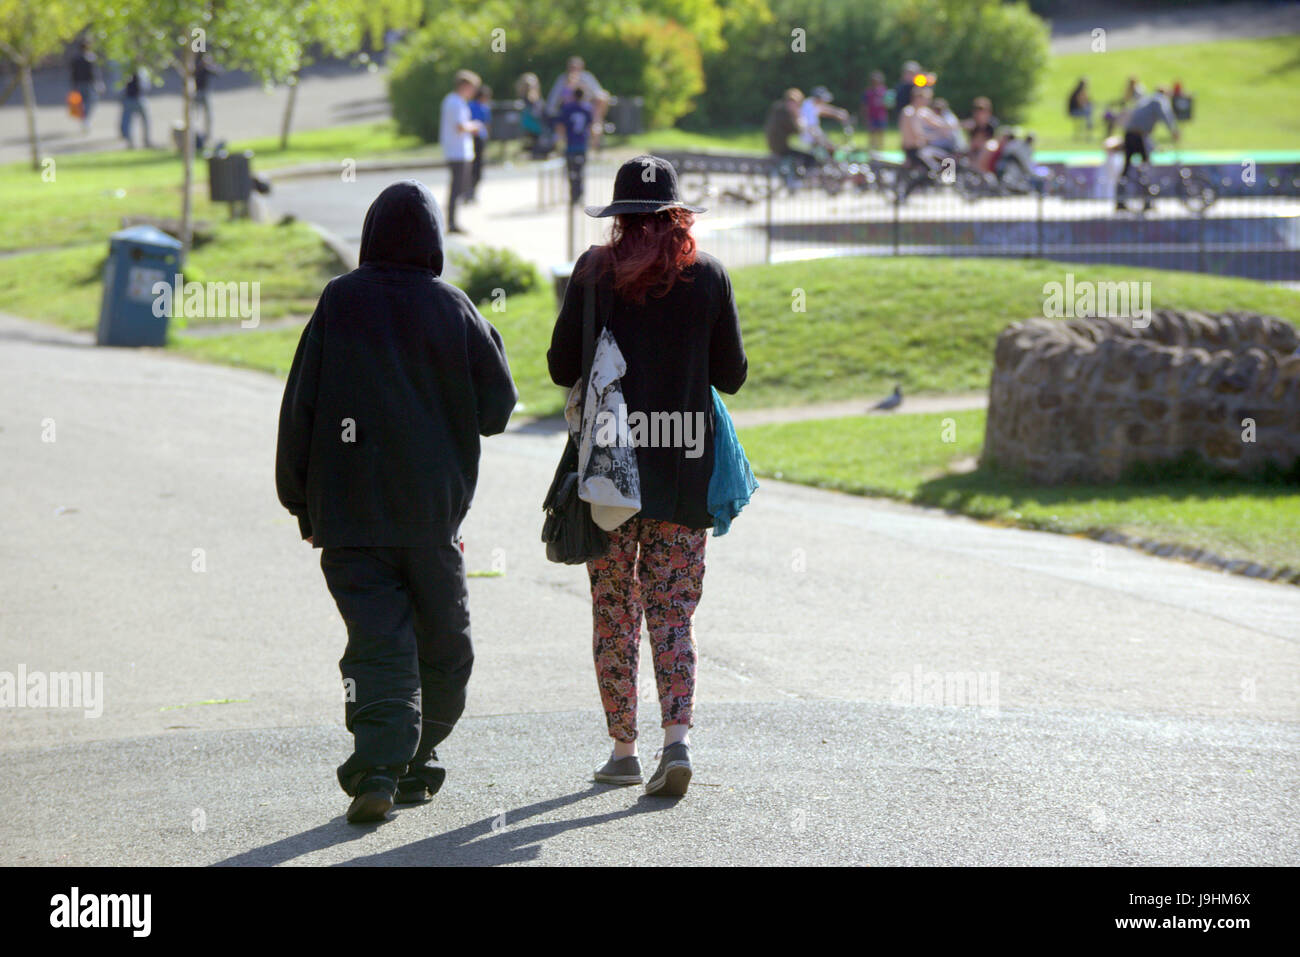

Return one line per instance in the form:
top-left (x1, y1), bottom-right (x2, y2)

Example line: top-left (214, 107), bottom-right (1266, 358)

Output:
top-left (584, 154), bottom-right (707, 217)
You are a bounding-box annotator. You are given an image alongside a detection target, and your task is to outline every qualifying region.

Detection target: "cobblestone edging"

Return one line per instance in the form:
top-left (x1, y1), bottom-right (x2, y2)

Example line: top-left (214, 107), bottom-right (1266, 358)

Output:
top-left (1087, 528), bottom-right (1299, 586)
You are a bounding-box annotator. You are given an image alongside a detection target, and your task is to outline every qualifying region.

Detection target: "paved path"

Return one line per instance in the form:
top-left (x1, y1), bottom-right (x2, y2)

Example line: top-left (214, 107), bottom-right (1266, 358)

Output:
top-left (265, 157), bottom-right (1289, 280)
top-left (1049, 1), bottom-right (1300, 54)
top-left (0, 59), bottom-right (390, 165)
top-left (728, 394), bottom-right (988, 427)
top-left (266, 161), bottom-right (623, 274)
top-left (1, 312), bottom-right (1296, 865)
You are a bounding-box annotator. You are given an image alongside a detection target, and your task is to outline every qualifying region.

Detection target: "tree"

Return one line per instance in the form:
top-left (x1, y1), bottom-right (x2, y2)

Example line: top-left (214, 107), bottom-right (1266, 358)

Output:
top-left (0, 0), bottom-right (83, 171)
top-left (278, 1), bottom-right (361, 150)
top-left (94, 0), bottom-right (311, 251)
top-left (278, 0), bottom-right (424, 150)
top-left (387, 0), bottom-right (725, 140)
top-left (687, 0), bottom-right (1046, 129)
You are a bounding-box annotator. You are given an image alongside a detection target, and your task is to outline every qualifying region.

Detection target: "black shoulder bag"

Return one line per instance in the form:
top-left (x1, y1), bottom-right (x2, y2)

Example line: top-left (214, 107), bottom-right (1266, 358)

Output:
top-left (541, 277), bottom-right (610, 564)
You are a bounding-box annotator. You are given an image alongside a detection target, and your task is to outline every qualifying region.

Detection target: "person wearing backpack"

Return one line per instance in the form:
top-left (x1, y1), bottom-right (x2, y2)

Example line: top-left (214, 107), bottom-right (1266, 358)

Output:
top-left (546, 156), bottom-right (748, 798)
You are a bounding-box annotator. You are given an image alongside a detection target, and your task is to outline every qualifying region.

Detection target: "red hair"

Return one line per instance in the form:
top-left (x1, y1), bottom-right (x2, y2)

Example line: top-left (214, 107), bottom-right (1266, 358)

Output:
top-left (579, 208), bottom-right (697, 304)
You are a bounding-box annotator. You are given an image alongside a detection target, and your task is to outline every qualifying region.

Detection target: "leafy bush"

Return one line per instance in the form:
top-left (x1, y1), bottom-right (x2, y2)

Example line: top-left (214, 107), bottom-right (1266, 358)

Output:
top-left (388, 3), bottom-right (706, 141)
top-left (581, 16), bottom-right (705, 130)
top-left (686, 0), bottom-right (1048, 129)
top-left (450, 244), bottom-right (542, 306)
top-left (388, 4), bottom-right (513, 144)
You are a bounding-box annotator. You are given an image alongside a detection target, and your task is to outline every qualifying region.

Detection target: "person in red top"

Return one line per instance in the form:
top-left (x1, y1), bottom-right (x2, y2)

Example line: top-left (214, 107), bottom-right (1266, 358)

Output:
top-left (860, 70), bottom-right (889, 152)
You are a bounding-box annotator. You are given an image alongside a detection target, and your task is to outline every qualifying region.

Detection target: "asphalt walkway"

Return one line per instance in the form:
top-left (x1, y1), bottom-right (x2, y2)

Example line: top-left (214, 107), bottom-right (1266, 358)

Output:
top-left (1, 312), bottom-right (1296, 865)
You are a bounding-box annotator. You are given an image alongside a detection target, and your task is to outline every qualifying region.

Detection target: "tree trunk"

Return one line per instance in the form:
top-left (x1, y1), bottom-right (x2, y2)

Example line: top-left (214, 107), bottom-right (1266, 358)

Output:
top-left (180, 47), bottom-right (196, 253)
top-left (280, 74), bottom-right (299, 150)
top-left (19, 62), bottom-right (40, 171)
top-left (0, 72), bottom-right (18, 107)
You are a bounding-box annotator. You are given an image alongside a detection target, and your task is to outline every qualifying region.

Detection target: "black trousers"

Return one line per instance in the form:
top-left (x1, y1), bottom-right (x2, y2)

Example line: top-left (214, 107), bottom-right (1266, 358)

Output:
top-left (320, 538), bottom-right (473, 794)
top-left (1118, 130), bottom-right (1150, 201)
top-left (565, 151), bottom-right (587, 204)
top-left (446, 160), bottom-right (472, 229)
top-left (469, 135), bottom-right (487, 197)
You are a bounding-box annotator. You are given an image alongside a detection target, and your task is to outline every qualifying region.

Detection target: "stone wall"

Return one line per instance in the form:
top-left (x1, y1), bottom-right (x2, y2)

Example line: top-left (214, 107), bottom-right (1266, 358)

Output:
top-left (982, 310), bottom-right (1300, 484)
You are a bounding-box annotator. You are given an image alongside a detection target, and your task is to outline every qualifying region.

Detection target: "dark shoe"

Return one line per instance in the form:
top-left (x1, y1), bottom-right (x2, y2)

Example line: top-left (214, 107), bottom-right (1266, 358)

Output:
top-left (593, 754), bottom-right (642, 785)
top-left (447, 226), bottom-right (467, 234)
top-left (396, 753), bottom-right (446, 804)
top-left (344, 766), bottom-right (398, 823)
top-left (645, 742), bottom-right (691, 797)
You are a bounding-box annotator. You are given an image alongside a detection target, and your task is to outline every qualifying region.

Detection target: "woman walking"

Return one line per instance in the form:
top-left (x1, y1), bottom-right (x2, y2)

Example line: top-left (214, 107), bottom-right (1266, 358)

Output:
top-left (547, 156), bottom-right (748, 797)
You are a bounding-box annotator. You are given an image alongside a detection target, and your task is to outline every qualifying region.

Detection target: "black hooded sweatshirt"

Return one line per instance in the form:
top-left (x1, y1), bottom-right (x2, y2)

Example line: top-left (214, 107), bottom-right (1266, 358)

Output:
top-left (276, 180), bottom-right (517, 547)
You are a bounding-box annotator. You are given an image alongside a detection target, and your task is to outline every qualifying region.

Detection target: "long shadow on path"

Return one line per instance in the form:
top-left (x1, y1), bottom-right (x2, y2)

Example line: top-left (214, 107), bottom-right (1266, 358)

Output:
top-left (211, 816), bottom-right (373, 867)
top-left (212, 785), bottom-right (678, 867)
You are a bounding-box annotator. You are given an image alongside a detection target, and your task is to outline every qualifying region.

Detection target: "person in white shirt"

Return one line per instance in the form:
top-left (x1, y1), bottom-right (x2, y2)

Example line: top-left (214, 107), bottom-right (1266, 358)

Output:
top-left (798, 86), bottom-right (850, 151)
top-left (440, 69), bottom-right (483, 234)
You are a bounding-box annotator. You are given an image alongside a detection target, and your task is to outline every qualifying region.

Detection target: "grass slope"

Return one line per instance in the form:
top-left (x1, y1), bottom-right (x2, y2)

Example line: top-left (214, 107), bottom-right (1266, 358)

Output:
top-left (13, 255), bottom-right (1293, 419)
top-left (1023, 36), bottom-right (1300, 153)
top-left (737, 410), bottom-right (1300, 572)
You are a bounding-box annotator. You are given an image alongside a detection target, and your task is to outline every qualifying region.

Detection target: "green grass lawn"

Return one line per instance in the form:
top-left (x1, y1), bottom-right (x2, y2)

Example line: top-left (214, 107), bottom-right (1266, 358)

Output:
top-left (723, 257), bottom-right (1299, 409)
top-left (0, 219), bottom-right (343, 330)
top-left (11, 254), bottom-right (1299, 419)
top-left (737, 410), bottom-right (1300, 572)
top-left (0, 122), bottom-right (437, 254)
top-left (1023, 35), bottom-right (1300, 153)
top-left (625, 127), bottom-right (769, 155)
top-left (639, 35), bottom-right (1300, 155)
top-left (171, 284), bottom-right (565, 416)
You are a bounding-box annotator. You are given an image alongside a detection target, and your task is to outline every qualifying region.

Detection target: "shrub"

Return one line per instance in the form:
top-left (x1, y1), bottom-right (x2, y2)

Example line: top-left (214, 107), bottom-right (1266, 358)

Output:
top-left (686, 0), bottom-right (1048, 129)
top-left (388, 4), bottom-right (516, 144)
top-left (582, 15), bottom-right (705, 130)
top-left (450, 244), bottom-right (541, 306)
top-left (388, 5), bottom-right (705, 142)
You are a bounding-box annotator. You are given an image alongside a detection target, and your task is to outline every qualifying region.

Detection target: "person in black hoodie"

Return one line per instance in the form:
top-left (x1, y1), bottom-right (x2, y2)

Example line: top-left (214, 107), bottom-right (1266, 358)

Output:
top-left (276, 180), bottom-right (517, 824)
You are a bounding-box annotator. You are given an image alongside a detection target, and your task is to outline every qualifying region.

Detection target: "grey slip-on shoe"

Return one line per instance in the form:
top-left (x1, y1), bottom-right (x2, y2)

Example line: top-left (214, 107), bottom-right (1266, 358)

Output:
top-left (645, 742), bottom-right (692, 797)
top-left (594, 754), bottom-right (643, 785)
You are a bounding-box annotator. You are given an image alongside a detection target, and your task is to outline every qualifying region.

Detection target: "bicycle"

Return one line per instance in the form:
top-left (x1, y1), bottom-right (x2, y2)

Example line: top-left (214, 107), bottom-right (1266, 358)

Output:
top-left (1159, 149), bottom-right (1217, 212)
top-left (771, 123), bottom-right (874, 198)
top-left (680, 160), bottom-right (777, 207)
top-left (1118, 141), bottom-right (1217, 213)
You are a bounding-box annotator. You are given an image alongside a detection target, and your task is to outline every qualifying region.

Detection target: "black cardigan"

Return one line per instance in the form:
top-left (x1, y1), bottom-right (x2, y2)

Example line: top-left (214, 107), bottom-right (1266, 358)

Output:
top-left (547, 247), bottom-right (748, 530)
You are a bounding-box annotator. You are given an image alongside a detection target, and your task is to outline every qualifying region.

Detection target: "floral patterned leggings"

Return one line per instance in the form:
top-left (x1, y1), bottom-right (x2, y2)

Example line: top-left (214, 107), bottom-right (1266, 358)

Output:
top-left (587, 518), bottom-right (708, 742)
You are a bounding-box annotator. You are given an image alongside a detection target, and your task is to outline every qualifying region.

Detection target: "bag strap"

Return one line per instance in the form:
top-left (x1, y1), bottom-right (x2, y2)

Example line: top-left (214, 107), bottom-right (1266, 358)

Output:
top-left (579, 256), bottom-right (612, 386)
top-left (581, 275), bottom-right (596, 383)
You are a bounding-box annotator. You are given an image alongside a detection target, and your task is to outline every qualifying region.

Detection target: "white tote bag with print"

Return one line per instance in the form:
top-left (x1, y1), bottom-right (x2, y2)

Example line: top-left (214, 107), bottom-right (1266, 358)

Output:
top-left (566, 327), bottom-right (641, 531)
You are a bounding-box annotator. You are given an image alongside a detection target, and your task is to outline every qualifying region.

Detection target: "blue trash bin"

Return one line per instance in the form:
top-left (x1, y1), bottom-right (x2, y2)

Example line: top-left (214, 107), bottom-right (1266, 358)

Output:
top-left (96, 225), bottom-right (184, 347)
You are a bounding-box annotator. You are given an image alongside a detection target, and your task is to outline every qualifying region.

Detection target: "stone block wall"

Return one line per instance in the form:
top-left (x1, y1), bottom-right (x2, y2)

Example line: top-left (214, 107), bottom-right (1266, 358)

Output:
top-left (982, 310), bottom-right (1300, 484)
